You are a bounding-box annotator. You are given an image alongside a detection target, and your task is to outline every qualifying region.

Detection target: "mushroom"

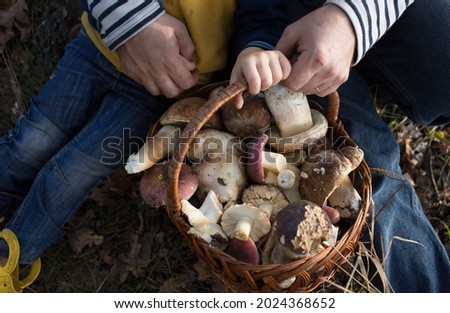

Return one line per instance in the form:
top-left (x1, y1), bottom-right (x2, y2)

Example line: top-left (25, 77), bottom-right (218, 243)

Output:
top-left (125, 125), bottom-right (180, 174)
top-left (299, 146), bottom-right (364, 216)
top-left (198, 189), bottom-right (224, 223)
top-left (181, 196), bottom-right (227, 244)
top-left (160, 97), bottom-right (224, 130)
top-left (220, 203), bottom-right (271, 242)
top-left (264, 85), bottom-right (313, 137)
top-left (225, 237), bottom-right (260, 265)
top-left (245, 134), bottom-right (288, 184)
top-left (262, 200), bottom-right (334, 288)
top-left (241, 184), bottom-right (289, 221)
top-left (279, 164), bottom-right (303, 203)
top-left (220, 93), bottom-right (271, 138)
top-left (191, 129), bottom-right (248, 203)
top-left (327, 175), bottom-right (362, 220)
top-left (139, 161), bottom-right (198, 208)
top-left (264, 85), bottom-right (328, 153)
top-left (267, 200), bottom-right (333, 261)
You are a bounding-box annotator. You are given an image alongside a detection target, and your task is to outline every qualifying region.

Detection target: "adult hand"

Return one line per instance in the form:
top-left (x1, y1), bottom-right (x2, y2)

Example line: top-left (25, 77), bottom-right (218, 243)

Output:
top-left (230, 47), bottom-right (291, 109)
top-left (276, 4), bottom-right (355, 96)
top-left (117, 13), bottom-right (199, 98)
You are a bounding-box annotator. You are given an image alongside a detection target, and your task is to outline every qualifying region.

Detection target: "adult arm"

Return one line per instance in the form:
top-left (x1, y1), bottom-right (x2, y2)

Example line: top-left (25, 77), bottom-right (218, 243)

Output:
top-left (82, 0), bottom-right (199, 98)
top-left (326, 0), bottom-right (415, 63)
top-left (277, 0), bottom-right (414, 95)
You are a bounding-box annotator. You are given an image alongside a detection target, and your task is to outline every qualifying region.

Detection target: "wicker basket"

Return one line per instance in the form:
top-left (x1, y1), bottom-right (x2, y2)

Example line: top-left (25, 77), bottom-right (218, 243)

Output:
top-left (159, 79), bottom-right (372, 292)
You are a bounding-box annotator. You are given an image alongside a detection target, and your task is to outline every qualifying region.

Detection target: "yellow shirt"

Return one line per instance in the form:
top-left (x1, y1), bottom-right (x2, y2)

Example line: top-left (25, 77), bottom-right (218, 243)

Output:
top-left (81, 0), bottom-right (236, 84)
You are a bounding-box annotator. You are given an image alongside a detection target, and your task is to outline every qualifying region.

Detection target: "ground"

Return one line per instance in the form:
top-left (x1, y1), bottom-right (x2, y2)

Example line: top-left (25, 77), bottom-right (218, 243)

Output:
top-left (0, 0), bottom-right (448, 292)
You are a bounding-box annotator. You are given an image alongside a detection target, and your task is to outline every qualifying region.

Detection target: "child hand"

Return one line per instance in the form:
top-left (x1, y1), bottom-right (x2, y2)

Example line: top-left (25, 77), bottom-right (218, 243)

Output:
top-left (230, 47), bottom-right (291, 108)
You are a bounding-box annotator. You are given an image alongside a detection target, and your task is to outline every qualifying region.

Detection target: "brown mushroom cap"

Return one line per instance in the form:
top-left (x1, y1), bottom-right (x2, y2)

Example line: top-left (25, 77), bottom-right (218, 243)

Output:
top-left (221, 93), bottom-right (271, 138)
top-left (299, 146), bottom-right (364, 206)
top-left (225, 237), bottom-right (260, 265)
top-left (139, 161), bottom-right (198, 208)
top-left (160, 97), bottom-right (224, 130)
top-left (272, 200), bottom-right (333, 259)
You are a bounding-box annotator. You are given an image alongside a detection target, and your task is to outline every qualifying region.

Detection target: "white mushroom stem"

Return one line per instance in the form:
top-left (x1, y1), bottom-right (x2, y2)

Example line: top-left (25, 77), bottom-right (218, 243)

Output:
top-left (264, 85), bottom-right (313, 137)
top-left (181, 199), bottom-right (227, 243)
top-left (280, 164), bottom-right (303, 203)
top-left (199, 190), bottom-right (223, 223)
top-left (327, 175), bottom-right (362, 217)
top-left (262, 150), bottom-right (287, 172)
top-left (233, 216), bottom-right (254, 241)
top-left (125, 125), bottom-right (180, 174)
top-left (276, 169), bottom-right (296, 189)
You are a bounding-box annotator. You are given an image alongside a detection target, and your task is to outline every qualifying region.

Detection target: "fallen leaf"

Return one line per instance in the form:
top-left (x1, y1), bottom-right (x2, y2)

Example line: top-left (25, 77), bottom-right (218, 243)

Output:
top-left (0, 0), bottom-right (30, 51)
top-left (68, 227), bottom-right (104, 254)
top-left (159, 277), bottom-right (187, 292)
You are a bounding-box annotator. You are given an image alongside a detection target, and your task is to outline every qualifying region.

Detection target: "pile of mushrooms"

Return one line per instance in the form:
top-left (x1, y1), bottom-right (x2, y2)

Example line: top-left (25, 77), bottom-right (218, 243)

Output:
top-left (124, 84), bottom-right (365, 278)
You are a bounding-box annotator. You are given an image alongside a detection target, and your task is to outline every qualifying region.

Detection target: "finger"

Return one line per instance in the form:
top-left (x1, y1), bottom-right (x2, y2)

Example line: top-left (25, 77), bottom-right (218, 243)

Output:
top-left (256, 62), bottom-right (274, 92)
top-left (175, 24), bottom-right (195, 60)
top-left (142, 79), bottom-right (161, 96)
top-left (154, 74), bottom-right (183, 98)
top-left (229, 66), bottom-right (243, 85)
top-left (167, 56), bottom-right (199, 90)
top-left (243, 66), bottom-right (262, 95)
top-left (282, 51), bottom-right (318, 91)
top-left (275, 25), bottom-right (298, 57)
top-left (232, 94), bottom-right (244, 110)
top-left (279, 54), bottom-right (292, 81)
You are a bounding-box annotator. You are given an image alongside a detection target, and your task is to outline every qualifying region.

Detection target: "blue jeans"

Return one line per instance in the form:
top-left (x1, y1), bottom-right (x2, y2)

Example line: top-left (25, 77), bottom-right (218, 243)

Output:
top-left (0, 28), bottom-right (171, 264)
top-left (288, 0), bottom-right (450, 292)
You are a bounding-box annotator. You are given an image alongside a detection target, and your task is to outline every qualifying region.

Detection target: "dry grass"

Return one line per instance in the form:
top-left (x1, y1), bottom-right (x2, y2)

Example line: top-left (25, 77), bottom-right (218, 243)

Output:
top-left (1, 0), bottom-right (448, 293)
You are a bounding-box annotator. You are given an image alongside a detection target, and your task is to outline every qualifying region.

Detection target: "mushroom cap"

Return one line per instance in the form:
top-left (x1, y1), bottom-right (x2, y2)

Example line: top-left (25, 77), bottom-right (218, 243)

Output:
top-left (139, 161), bottom-right (198, 207)
top-left (220, 203), bottom-right (271, 242)
top-left (299, 146), bottom-right (364, 206)
top-left (272, 200), bottom-right (333, 259)
top-left (160, 97), bottom-right (224, 130)
top-left (221, 93), bottom-right (271, 138)
top-left (225, 237), bottom-right (260, 265)
top-left (267, 109), bottom-right (328, 153)
top-left (242, 184), bottom-right (289, 219)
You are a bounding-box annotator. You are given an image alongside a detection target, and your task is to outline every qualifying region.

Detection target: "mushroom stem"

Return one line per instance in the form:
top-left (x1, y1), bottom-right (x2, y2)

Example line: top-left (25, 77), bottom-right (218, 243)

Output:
top-left (125, 125), bottom-right (180, 174)
top-left (276, 169), bottom-right (296, 189)
top-left (264, 85), bottom-right (313, 137)
top-left (327, 175), bottom-right (362, 219)
top-left (262, 151), bottom-right (287, 172)
top-left (233, 216), bottom-right (254, 241)
top-left (280, 164), bottom-right (303, 203)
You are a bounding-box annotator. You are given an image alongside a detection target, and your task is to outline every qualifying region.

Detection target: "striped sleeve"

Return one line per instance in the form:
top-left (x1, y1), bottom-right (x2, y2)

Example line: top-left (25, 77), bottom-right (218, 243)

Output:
top-left (83, 0), bottom-right (165, 50)
top-left (325, 0), bottom-right (414, 64)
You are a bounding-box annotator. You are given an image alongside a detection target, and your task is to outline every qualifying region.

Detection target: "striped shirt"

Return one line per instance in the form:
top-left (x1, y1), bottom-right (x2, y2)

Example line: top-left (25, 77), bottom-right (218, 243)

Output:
top-left (326, 0), bottom-right (415, 63)
top-left (82, 0), bottom-right (415, 63)
top-left (81, 0), bottom-right (165, 50)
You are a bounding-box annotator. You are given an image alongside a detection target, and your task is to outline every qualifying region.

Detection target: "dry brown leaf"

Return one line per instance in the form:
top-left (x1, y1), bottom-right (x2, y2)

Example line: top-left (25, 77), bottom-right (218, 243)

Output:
top-left (193, 259), bottom-right (214, 282)
top-left (68, 227), bottom-right (104, 254)
top-left (0, 0), bottom-right (30, 52)
top-left (159, 277), bottom-right (187, 292)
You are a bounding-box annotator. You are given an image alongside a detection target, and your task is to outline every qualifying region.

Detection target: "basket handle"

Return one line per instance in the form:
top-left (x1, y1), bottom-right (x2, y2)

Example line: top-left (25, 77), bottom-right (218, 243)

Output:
top-left (166, 79), bottom-right (340, 214)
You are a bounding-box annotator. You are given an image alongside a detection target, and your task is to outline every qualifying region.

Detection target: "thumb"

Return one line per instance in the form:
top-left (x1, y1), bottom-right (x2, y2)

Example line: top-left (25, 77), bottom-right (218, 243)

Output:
top-left (275, 31), bottom-right (297, 58)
